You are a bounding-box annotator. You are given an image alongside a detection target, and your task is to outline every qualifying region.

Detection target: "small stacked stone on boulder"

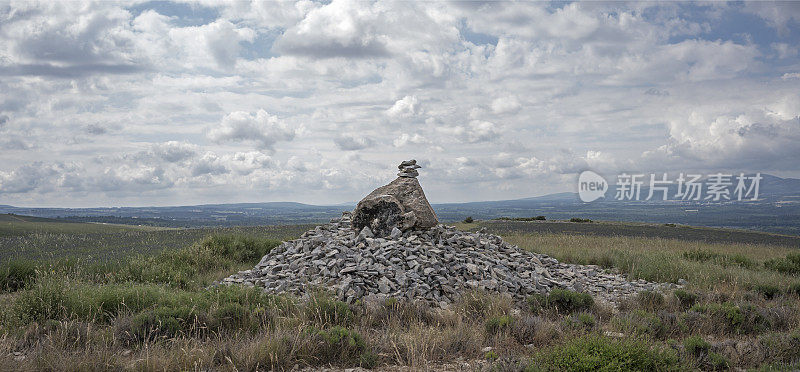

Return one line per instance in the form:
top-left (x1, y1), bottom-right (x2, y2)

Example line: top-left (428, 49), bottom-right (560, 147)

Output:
top-left (398, 159), bottom-right (421, 178)
top-left (221, 160), bottom-right (676, 308)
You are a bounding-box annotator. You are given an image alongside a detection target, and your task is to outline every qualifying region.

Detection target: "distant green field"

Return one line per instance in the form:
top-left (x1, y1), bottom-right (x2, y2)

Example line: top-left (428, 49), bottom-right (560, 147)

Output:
top-left (457, 219), bottom-right (800, 248)
top-left (4, 213), bottom-right (798, 264)
top-left (0, 214), bottom-right (168, 237)
top-left (0, 214), bottom-right (311, 263)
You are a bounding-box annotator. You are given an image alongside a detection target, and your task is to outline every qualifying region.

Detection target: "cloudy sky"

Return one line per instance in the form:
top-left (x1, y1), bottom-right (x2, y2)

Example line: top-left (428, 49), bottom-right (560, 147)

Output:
top-left (0, 1), bottom-right (799, 207)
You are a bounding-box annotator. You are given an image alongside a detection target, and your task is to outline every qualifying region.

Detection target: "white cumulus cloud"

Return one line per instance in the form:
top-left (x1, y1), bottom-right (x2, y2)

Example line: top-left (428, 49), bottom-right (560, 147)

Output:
top-left (386, 95), bottom-right (422, 118)
top-left (334, 134), bottom-right (375, 151)
top-left (438, 120), bottom-right (501, 144)
top-left (208, 110), bottom-right (297, 151)
top-left (491, 96), bottom-right (521, 115)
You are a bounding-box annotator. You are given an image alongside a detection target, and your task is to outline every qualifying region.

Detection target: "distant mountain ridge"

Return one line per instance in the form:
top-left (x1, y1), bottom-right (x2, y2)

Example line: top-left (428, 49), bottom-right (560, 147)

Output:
top-left (0, 174), bottom-right (798, 234)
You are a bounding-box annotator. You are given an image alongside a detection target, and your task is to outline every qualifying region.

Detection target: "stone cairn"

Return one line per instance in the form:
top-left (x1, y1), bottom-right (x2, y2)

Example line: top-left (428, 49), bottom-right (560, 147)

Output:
top-left (222, 160), bottom-right (673, 307)
top-left (398, 159), bottom-right (421, 178)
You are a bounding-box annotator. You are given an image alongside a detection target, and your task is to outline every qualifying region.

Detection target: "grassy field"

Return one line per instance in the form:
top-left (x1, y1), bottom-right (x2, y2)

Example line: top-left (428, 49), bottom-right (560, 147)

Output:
top-left (476, 219), bottom-right (800, 248)
top-left (0, 214), bottom-right (312, 262)
top-left (0, 214), bottom-right (165, 235)
top-left (0, 217), bottom-right (798, 371)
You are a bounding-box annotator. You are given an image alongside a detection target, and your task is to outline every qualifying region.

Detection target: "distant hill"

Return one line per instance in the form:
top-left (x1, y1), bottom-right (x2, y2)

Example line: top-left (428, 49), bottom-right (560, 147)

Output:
top-left (0, 174), bottom-right (798, 235)
top-left (437, 192), bottom-right (578, 208)
top-left (0, 214), bottom-right (67, 223)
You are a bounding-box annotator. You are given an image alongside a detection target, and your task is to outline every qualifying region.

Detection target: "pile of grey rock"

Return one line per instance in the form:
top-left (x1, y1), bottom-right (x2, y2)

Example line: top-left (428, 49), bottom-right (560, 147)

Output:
top-left (221, 212), bottom-right (673, 307)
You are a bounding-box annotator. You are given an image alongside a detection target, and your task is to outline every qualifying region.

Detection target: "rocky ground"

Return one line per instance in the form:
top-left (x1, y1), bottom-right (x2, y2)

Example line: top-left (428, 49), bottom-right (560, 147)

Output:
top-left (222, 212), bottom-right (675, 307)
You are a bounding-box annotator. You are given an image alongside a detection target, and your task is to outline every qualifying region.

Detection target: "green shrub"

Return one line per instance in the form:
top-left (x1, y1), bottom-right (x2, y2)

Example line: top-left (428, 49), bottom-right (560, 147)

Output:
top-left (636, 291), bottom-right (665, 311)
top-left (515, 216), bottom-right (546, 221)
top-left (121, 305), bottom-right (207, 342)
top-left (485, 350), bottom-right (498, 361)
top-left (683, 335), bottom-right (710, 356)
top-left (528, 335), bottom-right (682, 371)
top-left (70, 283), bottom-right (174, 321)
top-left (729, 254), bottom-right (756, 269)
top-left (13, 279), bottom-right (67, 323)
top-left (692, 302), bottom-right (744, 332)
top-left (115, 235), bottom-right (280, 288)
top-left (566, 312), bottom-right (595, 330)
top-left (12, 280), bottom-right (289, 328)
top-left (692, 301), bottom-right (772, 335)
top-left (260, 323), bottom-right (372, 369)
top-left (13, 281), bottom-right (181, 325)
top-left (529, 289), bottom-right (594, 314)
top-left (305, 326), bottom-right (370, 366)
top-left (463, 216), bottom-right (474, 223)
top-left (764, 253), bottom-right (800, 275)
top-left (203, 287), bottom-right (290, 332)
top-left (305, 293), bottom-right (354, 327)
top-left (0, 259), bottom-right (37, 292)
top-left (527, 294), bottom-right (546, 313)
top-left (683, 249), bottom-right (721, 263)
top-left (460, 291), bottom-right (510, 320)
top-left (260, 336), bottom-right (294, 369)
top-left (616, 310), bottom-right (666, 338)
top-left (367, 297), bottom-right (438, 328)
top-left (206, 285), bottom-right (294, 313)
top-left (737, 303), bottom-right (771, 334)
top-left (485, 315), bottom-right (513, 335)
top-left (359, 351), bottom-right (378, 369)
top-left (200, 235), bottom-right (279, 263)
top-left (756, 332), bottom-right (800, 368)
top-left (682, 250), bottom-right (755, 269)
top-left (577, 313), bottom-right (596, 328)
top-left (790, 282), bottom-right (800, 296)
top-left (493, 216), bottom-right (545, 221)
top-left (755, 284), bottom-right (781, 299)
top-left (507, 315), bottom-right (543, 345)
top-left (211, 302), bottom-right (253, 331)
top-left (708, 352), bottom-right (729, 370)
top-left (674, 290), bottom-right (698, 308)
top-left (314, 326), bottom-right (365, 351)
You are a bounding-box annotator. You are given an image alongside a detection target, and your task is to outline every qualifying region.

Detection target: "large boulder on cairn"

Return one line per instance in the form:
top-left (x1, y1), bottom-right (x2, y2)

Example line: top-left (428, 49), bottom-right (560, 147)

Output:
top-left (352, 160), bottom-right (438, 237)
